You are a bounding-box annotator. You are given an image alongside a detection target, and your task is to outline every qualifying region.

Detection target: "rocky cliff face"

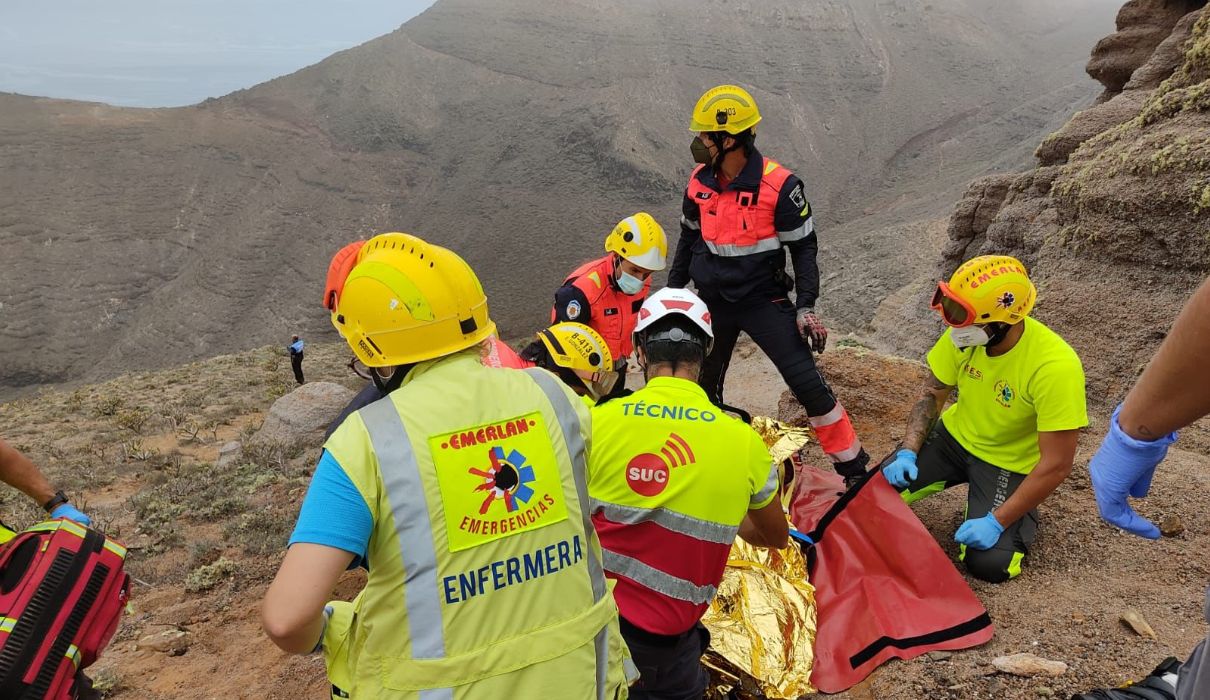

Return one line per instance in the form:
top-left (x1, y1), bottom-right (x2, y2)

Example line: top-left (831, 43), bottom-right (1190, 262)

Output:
top-left (887, 0), bottom-right (1210, 404)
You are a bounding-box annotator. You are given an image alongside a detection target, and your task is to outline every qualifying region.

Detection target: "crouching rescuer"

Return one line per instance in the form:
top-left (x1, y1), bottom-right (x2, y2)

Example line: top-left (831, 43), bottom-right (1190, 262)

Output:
top-left (261, 232), bottom-right (634, 698)
top-left (882, 255), bottom-right (1087, 583)
top-left (589, 287), bottom-right (790, 700)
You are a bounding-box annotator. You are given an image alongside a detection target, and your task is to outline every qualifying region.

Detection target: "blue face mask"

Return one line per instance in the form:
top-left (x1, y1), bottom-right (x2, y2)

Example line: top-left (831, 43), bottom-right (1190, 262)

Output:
top-left (617, 270), bottom-right (645, 296)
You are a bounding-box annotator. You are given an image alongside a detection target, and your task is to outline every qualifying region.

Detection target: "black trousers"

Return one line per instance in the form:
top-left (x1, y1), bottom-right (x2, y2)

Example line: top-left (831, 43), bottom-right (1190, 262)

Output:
top-left (899, 423), bottom-right (1037, 583)
top-left (621, 617), bottom-right (710, 700)
top-left (700, 295), bottom-right (837, 416)
top-left (290, 352), bottom-right (305, 385)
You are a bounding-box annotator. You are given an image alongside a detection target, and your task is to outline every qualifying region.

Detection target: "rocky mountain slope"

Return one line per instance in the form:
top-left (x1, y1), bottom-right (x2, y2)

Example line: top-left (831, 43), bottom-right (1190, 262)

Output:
top-left (0, 0), bottom-right (1117, 395)
top-left (872, 0), bottom-right (1210, 413)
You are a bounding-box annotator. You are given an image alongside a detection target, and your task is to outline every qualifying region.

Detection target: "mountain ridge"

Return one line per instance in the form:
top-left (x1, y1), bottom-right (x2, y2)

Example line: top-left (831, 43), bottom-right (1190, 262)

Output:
top-left (0, 0), bottom-right (1117, 395)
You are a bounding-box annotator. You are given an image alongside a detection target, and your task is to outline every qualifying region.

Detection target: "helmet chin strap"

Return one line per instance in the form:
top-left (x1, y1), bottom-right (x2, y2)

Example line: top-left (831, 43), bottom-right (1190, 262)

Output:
top-left (371, 365), bottom-right (411, 393)
top-left (984, 322), bottom-right (1013, 348)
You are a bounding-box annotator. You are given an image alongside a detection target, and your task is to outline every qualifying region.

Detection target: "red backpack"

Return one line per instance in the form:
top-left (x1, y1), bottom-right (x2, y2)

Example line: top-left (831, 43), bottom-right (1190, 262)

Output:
top-left (0, 520), bottom-right (130, 699)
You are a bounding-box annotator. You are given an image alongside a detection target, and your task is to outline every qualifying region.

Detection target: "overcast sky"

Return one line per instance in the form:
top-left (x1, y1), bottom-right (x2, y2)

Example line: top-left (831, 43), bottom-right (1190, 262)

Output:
top-left (0, 0), bottom-right (436, 107)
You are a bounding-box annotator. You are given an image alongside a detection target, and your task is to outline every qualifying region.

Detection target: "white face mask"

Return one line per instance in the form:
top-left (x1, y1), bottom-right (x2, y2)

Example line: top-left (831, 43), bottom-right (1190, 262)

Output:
top-left (616, 270), bottom-right (645, 296)
top-left (950, 325), bottom-right (990, 348)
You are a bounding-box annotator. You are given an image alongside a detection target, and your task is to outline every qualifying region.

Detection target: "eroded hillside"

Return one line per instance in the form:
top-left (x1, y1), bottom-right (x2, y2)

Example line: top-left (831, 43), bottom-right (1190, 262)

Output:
top-left (0, 0), bottom-right (1117, 395)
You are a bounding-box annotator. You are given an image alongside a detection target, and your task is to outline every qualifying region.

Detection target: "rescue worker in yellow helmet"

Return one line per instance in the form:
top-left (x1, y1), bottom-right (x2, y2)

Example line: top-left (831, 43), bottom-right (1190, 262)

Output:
top-left (669, 84), bottom-right (871, 487)
top-left (881, 255), bottom-right (1087, 583)
top-left (521, 322), bottom-right (619, 403)
top-left (553, 213), bottom-right (668, 399)
top-left (589, 287), bottom-right (789, 699)
top-left (262, 232), bottom-right (635, 698)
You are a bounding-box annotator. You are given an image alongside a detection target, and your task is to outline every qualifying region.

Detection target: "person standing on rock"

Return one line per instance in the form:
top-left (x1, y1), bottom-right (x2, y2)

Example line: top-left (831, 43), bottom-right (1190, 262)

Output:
top-left (1082, 275), bottom-right (1210, 699)
top-left (552, 212), bottom-right (668, 399)
top-left (0, 437), bottom-right (91, 539)
top-left (288, 335), bottom-right (305, 385)
top-left (589, 287), bottom-right (788, 699)
top-left (881, 255), bottom-right (1087, 583)
top-left (262, 232), bottom-right (634, 698)
top-left (668, 84), bottom-right (870, 486)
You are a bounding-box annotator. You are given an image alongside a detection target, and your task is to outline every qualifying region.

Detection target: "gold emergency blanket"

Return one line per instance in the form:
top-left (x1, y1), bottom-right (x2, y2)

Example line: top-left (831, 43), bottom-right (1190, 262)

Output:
top-left (701, 417), bottom-right (817, 699)
top-left (751, 416), bottom-right (813, 510)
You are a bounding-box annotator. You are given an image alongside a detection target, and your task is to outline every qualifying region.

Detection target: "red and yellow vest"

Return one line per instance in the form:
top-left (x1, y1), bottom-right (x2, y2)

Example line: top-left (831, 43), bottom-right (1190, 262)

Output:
top-left (555, 255), bottom-right (649, 361)
top-left (686, 158), bottom-right (793, 257)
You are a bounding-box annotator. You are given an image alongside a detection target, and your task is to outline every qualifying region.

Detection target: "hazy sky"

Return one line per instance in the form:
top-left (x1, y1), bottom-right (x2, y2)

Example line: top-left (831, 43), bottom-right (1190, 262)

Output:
top-left (0, 0), bottom-right (436, 107)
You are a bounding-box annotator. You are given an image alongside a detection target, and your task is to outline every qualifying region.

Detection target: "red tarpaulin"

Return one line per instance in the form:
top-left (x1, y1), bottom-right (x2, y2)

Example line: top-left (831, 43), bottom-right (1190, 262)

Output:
top-left (789, 464), bottom-right (995, 693)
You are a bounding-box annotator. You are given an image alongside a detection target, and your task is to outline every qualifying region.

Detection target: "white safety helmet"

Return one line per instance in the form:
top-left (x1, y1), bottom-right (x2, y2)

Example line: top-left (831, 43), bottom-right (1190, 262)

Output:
top-left (633, 287), bottom-right (714, 353)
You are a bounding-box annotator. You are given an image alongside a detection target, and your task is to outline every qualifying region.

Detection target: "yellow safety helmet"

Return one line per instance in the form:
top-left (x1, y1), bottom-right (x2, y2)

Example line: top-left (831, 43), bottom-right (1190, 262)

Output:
top-left (537, 322), bottom-right (617, 399)
top-left (688, 84), bottom-right (762, 135)
top-left (604, 212), bottom-right (667, 271)
top-left (931, 254), bottom-right (1037, 327)
top-left (331, 232), bottom-right (496, 366)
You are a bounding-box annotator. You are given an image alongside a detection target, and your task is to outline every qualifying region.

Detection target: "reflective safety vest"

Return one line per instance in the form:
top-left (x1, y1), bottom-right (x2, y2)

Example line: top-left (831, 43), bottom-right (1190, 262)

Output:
top-left (587, 377), bottom-right (780, 635)
top-left (555, 256), bottom-right (649, 362)
top-left (685, 158), bottom-right (799, 257)
top-left (323, 350), bottom-right (633, 699)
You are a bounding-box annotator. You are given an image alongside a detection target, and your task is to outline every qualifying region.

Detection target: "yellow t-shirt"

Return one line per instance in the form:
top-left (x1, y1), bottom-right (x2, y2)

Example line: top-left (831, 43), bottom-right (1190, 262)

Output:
top-left (927, 317), bottom-right (1088, 474)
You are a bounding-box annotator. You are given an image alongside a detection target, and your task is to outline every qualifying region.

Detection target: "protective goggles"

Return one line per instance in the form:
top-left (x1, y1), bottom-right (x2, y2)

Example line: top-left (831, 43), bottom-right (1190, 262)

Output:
top-left (930, 282), bottom-right (977, 328)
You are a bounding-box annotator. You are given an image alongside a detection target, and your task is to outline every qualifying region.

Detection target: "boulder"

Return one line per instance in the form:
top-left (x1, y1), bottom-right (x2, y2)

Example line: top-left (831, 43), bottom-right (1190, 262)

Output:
top-left (216, 441), bottom-right (242, 469)
top-left (252, 382), bottom-right (356, 446)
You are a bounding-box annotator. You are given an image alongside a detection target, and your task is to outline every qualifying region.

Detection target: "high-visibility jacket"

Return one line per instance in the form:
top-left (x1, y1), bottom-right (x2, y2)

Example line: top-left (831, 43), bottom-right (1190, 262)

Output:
top-left (685, 158), bottom-right (797, 258)
top-left (588, 377), bottom-right (780, 635)
top-left (670, 147), bottom-right (820, 307)
top-left (553, 255), bottom-right (649, 362)
top-left (323, 350), bottom-right (633, 699)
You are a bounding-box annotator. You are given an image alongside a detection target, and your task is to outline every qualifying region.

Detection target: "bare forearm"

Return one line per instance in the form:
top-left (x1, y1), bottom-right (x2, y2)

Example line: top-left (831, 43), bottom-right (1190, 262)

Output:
top-left (1120, 276), bottom-right (1210, 439)
top-left (903, 396), bottom-right (943, 452)
top-left (0, 439), bottom-right (57, 506)
top-left (994, 461), bottom-right (1070, 526)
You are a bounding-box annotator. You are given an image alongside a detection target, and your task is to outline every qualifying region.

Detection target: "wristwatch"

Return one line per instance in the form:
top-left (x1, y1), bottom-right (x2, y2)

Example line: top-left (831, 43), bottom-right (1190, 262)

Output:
top-left (42, 490), bottom-right (69, 513)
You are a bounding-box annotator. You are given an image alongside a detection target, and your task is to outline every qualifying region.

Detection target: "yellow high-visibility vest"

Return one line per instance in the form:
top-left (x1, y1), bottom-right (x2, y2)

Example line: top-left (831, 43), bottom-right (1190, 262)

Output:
top-left (323, 350), bottom-right (632, 699)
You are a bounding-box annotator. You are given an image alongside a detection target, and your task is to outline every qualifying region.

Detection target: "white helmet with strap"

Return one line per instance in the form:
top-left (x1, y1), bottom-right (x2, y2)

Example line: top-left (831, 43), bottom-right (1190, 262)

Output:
top-left (633, 287), bottom-right (714, 354)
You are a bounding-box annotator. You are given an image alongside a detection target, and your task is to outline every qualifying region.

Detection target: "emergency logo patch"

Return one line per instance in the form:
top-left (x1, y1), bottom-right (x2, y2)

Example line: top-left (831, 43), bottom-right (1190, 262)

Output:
top-left (994, 380), bottom-right (1016, 409)
top-left (996, 292), bottom-right (1016, 309)
top-left (432, 412), bottom-right (569, 552)
top-left (789, 183), bottom-right (809, 216)
top-left (565, 300), bottom-right (581, 319)
top-left (625, 433), bottom-right (697, 497)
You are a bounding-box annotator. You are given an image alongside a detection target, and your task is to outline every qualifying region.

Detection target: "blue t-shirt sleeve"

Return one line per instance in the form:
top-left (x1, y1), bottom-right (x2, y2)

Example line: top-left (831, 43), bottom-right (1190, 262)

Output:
top-left (288, 450), bottom-right (372, 561)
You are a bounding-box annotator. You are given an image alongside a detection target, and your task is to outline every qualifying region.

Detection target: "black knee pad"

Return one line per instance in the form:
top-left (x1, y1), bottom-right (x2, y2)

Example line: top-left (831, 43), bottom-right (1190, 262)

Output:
top-left (962, 549), bottom-right (1013, 584)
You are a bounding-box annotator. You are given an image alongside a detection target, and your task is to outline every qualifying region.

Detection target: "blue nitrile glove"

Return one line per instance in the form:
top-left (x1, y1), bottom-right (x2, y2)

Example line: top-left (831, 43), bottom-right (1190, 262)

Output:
top-left (50, 503), bottom-right (91, 526)
top-left (1088, 404), bottom-right (1177, 540)
top-left (954, 512), bottom-right (1005, 550)
top-left (881, 449), bottom-right (918, 489)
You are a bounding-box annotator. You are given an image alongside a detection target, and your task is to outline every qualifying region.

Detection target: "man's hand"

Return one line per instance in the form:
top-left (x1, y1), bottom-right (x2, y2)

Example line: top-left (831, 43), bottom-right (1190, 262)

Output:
top-left (50, 503), bottom-right (91, 526)
top-left (881, 449), bottom-right (918, 489)
top-left (954, 512), bottom-right (1005, 550)
top-left (1089, 404), bottom-right (1176, 539)
top-left (796, 309), bottom-right (828, 353)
